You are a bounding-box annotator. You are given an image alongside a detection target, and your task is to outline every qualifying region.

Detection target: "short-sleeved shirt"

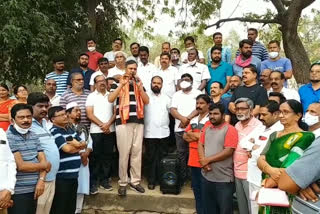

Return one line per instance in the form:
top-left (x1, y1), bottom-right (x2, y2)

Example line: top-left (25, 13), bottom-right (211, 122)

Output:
top-left (31, 119), bottom-right (60, 182)
top-left (286, 137), bottom-right (320, 213)
top-left (185, 114), bottom-right (209, 168)
top-left (7, 126), bottom-right (43, 194)
top-left (206, 61), bottom-right (233, 94)
top-left (108, 66), bottom-right (125, 77)
top-left (153, 66), bottom-right (179, 99)
top-left (298, 83), bottom-right (320, 113)
top-left (181, 50), bottom-right (205, 63)
top-left (207, 46), bottom-right (232, 64)
top-left (87, 51), bottom-right (103, 71)
top-left (45, 71), bottom-right (69, 96)
top-left (67, 68), bottom-right (95, 90)
top-left (59, 88), bottom-right (91, 127)
top-left (237, 41), bottom-right (269, 62)
top-left (86, 90), bottom-right (115, 133)
top-left (261, 57), bottom-right (292, 73)
top-left (110, 83), bottom-right (145, 126)
top-left (230, 84), bottom-right (268, 107)
top-left (211, 98), bottom-right (230, 115)
top-left (199, 122), bottom-right (238, 182)
top-left (50, 125), bottom-right (82, 179)
top-left (104, 51), bottom-right (115, 62)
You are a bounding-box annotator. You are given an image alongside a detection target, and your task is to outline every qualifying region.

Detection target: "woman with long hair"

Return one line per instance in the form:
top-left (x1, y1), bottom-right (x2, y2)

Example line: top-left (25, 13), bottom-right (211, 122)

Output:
top-left (0, 83), bottom-right (15, 131)
top-left (257, 99), bottom-right (315, 214)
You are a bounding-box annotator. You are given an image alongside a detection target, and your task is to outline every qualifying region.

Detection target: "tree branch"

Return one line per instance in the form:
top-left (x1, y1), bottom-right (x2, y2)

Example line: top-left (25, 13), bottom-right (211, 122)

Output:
top-left (206, 17), bottom-right (280, 29)
top-left (271, 0), bottom-right (286, 13)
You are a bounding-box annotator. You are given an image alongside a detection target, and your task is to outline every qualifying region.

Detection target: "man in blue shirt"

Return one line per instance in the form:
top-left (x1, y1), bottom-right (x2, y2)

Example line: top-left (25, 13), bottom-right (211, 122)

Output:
top-left (48, 106), bottom-right (86, 214)
top-left (206, 46), bottom-right (233, 94)
top-left (299, 62), bottom-right (320, 112)
top-left (67, 53), bottom-right (94, 91)
top-left (207, 32), bottom-right (232, 64)
top-left (27, 92), bottom-right (60, 214)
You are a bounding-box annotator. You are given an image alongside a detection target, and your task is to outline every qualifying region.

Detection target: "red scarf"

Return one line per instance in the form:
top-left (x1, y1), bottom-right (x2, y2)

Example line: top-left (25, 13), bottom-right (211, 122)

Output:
top-left (235, 55), bottom-right (253, 67)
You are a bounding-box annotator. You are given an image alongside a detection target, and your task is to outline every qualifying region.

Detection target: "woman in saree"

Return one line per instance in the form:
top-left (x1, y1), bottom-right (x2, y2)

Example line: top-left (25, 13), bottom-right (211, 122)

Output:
top-left (257, 99), bottom-right (315, 214)
top-left (0, 83), bottom-right (15, 131)
top-left (13, 84), bottom-right (28, 104)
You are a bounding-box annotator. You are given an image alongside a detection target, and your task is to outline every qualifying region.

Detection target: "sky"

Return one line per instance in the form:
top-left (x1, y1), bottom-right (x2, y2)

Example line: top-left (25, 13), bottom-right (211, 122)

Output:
top-left (150, 0), bottom-right (320, 39)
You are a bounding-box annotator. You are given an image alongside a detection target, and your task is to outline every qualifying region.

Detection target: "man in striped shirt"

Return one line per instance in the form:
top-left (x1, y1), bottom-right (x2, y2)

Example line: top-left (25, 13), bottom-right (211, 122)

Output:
top-left (247, 28), bottom-right (269, 62)
top-left (48, 106), bottom-right (86, 214)
top-left (45, 57), bottom-right (69, 96)
top-left (60, 72), bottom-right (91, 128)
top-left (108, 60), bottom-right (149, 196)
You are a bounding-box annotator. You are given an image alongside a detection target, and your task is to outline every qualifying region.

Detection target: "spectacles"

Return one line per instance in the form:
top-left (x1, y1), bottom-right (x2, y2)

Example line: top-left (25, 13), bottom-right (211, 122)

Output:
top-left (235, 107), bottom-right (250, 111)
top-left (54, 113), bottom-right (67, 118)
top-left (74, 78), bottom-right (84, 82)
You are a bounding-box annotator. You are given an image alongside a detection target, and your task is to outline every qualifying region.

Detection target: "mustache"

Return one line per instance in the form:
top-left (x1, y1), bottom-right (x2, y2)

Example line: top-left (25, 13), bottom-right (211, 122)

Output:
top-left (271, 82), bottom-right (278, 86)
top-left (196, 107), bottom-right (202, 111)
top-left (21, 122), bottom-right (31, 126)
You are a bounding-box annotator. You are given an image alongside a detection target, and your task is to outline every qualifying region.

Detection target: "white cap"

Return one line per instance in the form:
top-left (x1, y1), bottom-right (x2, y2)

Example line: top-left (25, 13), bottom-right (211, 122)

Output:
top-left (66, 102), bottom-right (78, 111)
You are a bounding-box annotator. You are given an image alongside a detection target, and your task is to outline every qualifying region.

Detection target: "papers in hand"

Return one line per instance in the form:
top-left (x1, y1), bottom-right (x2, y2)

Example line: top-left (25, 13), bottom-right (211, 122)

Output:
top-left (258, 187), bottom-right (290, 207)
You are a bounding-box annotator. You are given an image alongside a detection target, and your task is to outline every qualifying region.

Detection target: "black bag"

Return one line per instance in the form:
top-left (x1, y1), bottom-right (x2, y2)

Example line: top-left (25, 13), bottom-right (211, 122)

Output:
top-left (160, 153), bottom-right (181, 195)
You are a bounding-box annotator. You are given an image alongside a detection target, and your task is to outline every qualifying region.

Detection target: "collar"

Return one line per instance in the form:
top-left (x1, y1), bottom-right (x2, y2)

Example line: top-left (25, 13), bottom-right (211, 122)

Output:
top-left (266, 121), bottom-right (283, 132)
top-left (238, 117), bottom-right (259, 129)
top-left (9, 125), bottom-right (31, 136)
top-left (208, 121), bottom-right (228, 130)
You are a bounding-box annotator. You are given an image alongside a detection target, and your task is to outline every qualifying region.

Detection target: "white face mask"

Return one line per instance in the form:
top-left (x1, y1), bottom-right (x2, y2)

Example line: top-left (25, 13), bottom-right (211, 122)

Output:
top-left (180, 81), bottom-right (192, 89)
top-left (188, 59), bottom-right (197, 66)
top-left (304, 112), bottom-right (319, 126)
top-left (13, 123), bottom-right (30, 134)
top-left (88, 46), bottom-right (96, 52)
top-left (269, 51), bottom-right (279, 59)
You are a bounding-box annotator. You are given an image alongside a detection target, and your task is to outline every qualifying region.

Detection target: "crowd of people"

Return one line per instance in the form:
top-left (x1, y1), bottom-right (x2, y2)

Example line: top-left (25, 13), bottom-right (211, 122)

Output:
top-left (0, 27), bottom-right (320, 214)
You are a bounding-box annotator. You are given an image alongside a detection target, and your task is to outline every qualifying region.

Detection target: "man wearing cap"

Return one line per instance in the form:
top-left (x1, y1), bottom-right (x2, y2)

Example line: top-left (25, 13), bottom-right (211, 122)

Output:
top-left (108, 51), bottom-right (127, 82)
top-left (67, 53), bottom-right (95, 91)
top-left (45, 57), bottom-right (69, 96)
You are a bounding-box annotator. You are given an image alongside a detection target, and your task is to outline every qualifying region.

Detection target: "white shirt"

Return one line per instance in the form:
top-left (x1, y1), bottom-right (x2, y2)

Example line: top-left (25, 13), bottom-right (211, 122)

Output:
top-left (178, 62), bottom-right (210, 91)
top-left (85, 90), bottom-right (115, 133)
top-left (49, 94), bottom-right (61, 107)
top-left (269, 87), bottom-right (300, 102)
top-left (89, 70), bottom-right (109, 86)
top-left (153, 66), bottom-right (179, 99)
top-left (108, 66), bottom-right (125, 77)
top-left (144, 91), bottom-right (171, 138)
top-left (104, 51), bottom-right (115, 62)
top-left (171, 88), bottom-right (202, 132)
top-left (137, 62), bottom-right (157, 92)
top-left (0, 128), bottom-right (16, 194)
top-left (181, 50), bottom-right (205, 63)
top-left (247, 121), bottom-right (284, 186)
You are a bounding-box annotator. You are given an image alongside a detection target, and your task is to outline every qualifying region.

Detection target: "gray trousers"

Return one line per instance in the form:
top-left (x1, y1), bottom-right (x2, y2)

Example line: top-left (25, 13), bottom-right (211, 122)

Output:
top-left (235, 177), bottom-right (251, 214)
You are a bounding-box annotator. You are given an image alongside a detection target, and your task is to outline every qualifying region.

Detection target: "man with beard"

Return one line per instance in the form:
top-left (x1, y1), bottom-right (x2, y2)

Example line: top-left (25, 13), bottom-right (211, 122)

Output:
top-left (183, 94), bottom-right (210, 214)
top-left (45, 57), bottom-right (69, 96)
top-left (178, 47), bottom-right (210, 92)
top-left (86, 38), bottom-right (103, 71)
top-left (7, 104), bottom-right (51, 214)
top-left (67, 53), bottom-right (94, 91)
top-left (233, 98), bottom-right (264, 214)
top-left (171, 73), bottom-right (201, 184)
top-left (144, 76), bottom-right (171, 190)
top-left (60, 72), bottom-right (91, 128)
top-left (210, 81), bottom-right (231, 123)
top-left (246, 28), bottom-right (269, 61)
top-left (86, 75), bottom-right (116, 194)
top-left (206, 46), bottom-right (233, 95)
top-left (198, 102), bottom-right (238, 214)
top-left (243, 101), bottom-right (283, 214)
top-left (222, 75), bottom-right (242, 99)
top-left (89, 57), bottom-right (110, 91)
top-left (299, 62), bottom-right (320, 112)
top-left (259, 69), bottom-right (272, 92)
top-left (229, 64), bottom-right (268, 117)
top-left (154, 42), bottom-right (171, 68)
top-left (45, 79), bottom-right (61, 107)
top-left (137, 46), bottom-right (157, 92)
top-left (28, 93), bottom-right (60, 214)
top-left (207, 32), bottom-right (232, 64)
top-left (269, 70), bottom-right (300, 101)
top-left (233, 39), bottom-right (261, 77)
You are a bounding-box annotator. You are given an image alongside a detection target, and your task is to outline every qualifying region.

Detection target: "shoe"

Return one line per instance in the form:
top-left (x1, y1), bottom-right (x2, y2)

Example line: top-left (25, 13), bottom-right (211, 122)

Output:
top-left (130, 183), bottom-right (145, 193)
top-left (148, 184), bottom-right (155, 190)
top-left (118, 186), bottom-right (127, 196)
top-left (90, 185), bottom-right (99, 195)
top-left (100, 181), bottom-right (113, 191)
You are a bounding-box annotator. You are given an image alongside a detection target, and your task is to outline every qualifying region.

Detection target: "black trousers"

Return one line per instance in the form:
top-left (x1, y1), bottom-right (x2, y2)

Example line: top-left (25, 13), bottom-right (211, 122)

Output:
top-left (144, 137), bottom-right (169, 185)
top-left (50, 178), bottom-right (78, 214)
top-left (89, 132), bottom-right (116, 186)
top-left (175, 131), bottom-right (189, 182)
top-left (8, 192), bottom-right (37, 214)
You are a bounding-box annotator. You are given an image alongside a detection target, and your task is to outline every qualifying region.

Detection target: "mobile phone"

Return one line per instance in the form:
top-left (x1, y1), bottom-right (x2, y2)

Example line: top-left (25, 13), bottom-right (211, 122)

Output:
top-left (0, 140), bottom-right (6, 144)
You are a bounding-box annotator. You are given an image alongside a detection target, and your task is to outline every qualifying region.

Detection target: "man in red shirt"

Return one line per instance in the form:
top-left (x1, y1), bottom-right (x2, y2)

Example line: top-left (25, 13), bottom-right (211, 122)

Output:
top-left (198, 102), bottom-right (238, 214)
top-left (86, 38), bottom-right (103, 71)
top-left (183, 94), bottom-right (210, 214)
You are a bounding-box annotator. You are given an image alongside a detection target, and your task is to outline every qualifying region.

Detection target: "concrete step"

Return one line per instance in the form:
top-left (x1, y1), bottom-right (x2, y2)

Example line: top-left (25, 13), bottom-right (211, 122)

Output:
top-left (82, 178), bottom-right (196, 214)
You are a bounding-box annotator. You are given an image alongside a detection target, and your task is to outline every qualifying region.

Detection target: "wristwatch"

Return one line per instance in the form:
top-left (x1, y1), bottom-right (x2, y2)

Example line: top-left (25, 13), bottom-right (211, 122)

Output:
top-left (39, 177), bottom-right (45, 181)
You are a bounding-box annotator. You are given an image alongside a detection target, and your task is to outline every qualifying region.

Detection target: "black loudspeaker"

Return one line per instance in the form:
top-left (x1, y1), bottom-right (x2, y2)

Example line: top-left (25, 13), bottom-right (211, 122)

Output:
top-left (160, 153), bottom-right (181, 195)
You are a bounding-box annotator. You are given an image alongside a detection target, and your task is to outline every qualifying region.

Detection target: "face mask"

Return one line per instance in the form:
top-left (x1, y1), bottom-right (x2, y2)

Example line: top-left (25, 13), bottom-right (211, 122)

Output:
top-left (180, 81), bottom-right (192, 89)
top-left (88, 46), bottom-right (96, 52)
top-left (13, 122), bottom-right (30, 134)
top-left (304, 112), bottom-right (319, 126)
top-left (269, 51), bottom-right (279, 59)
top-left (171, 54), bottom-right (179, 61)
top-left (188, 60), bottom-right (197, 66)
top-left (236, 113), bottom-right (250, 121)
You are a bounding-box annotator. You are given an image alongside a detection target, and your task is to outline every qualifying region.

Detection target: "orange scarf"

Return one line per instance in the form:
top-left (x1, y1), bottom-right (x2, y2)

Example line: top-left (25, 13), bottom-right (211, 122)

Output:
top-left (119, 79), bottom-right (144, 124)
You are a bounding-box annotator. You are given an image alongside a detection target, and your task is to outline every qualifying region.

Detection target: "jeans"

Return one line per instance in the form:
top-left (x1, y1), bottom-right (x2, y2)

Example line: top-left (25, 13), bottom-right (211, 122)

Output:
top-left (8, 193), bottom-right (37, 214)
top-left (201, 176), bottom-right (234, 214)
top-left (89, 132), bottom-right (116, 186)
top-left (191, 167), bottom-right (203, 214)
